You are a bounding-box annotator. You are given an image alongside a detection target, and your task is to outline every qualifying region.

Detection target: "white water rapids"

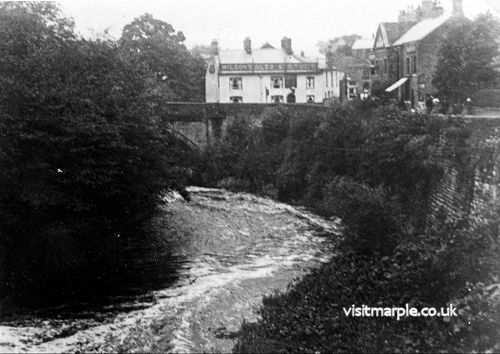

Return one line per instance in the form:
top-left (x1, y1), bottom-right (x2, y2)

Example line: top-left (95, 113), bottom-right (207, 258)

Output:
top-left (0, 187), bottom-right (340, 353)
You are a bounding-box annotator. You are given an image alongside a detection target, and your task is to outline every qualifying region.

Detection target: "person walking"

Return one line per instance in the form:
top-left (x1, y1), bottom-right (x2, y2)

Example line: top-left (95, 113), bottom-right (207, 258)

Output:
top-left (426, 95), bottom-right (433, 114)
top-left (465, 97), bottom-right (474, 115)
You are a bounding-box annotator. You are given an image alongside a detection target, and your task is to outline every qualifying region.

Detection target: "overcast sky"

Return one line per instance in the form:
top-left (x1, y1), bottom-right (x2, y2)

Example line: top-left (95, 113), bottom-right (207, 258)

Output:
top-left (59, 0), bottom-right (500, 56)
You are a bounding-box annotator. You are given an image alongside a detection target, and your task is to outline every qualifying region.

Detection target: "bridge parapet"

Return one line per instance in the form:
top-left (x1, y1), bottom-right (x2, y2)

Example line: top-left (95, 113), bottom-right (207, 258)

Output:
top-left (155, 102), bottom-right (329, 122)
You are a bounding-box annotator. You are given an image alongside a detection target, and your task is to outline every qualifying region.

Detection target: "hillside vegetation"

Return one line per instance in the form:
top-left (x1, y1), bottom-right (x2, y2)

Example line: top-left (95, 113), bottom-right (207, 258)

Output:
top-left (204, 102), bottom-right (500, 352)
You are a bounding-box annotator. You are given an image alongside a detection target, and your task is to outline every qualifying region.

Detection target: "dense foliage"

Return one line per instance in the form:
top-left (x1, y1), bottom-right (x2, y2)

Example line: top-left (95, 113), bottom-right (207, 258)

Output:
top-left (0, 3), bottom-right (197, 308)
top-left (433, 14), bottom-right (500, 104)
top-left (203, 102), bottom-right (499, 352)
top-left (120, 13), bottom-right (206, 102)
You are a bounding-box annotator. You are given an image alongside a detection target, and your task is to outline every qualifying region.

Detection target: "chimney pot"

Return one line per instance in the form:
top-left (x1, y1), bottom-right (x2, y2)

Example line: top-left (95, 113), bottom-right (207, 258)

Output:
top-left (244, 37), bottom-right (252, 54)
top-left (281, 37), bottom-right (293, 55)
top-left (210, 39), bottom-right (219, 56)
top-left (452, 0), bottom-right (463, 15)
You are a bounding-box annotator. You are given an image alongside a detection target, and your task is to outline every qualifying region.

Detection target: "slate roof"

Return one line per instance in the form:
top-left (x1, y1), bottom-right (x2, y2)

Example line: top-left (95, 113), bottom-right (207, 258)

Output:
top-left (393, 14), bottom-right (451, 45)
top-left (218, 48), bottom-right (318, 64)
top-left (352, 38), bottom-right (374, 50)
top-left (216, 46), bottom-right (337, 71)
top-left (386, 22), bottom-right (415, 45)
top-left (260, 42), bottom-right (275, 49)
top-left (376, 22), bottom-right (416, 48)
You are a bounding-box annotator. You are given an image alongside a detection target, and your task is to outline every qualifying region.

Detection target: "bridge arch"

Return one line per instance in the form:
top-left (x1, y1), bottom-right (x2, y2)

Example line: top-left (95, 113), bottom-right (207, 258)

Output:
top-left (162, 127), bottom-right (202, 152)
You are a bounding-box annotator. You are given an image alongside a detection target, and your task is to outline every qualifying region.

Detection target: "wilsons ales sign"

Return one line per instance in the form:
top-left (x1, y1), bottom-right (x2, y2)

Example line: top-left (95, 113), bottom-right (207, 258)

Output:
top-left (220, 62), bottom-right (319, 74)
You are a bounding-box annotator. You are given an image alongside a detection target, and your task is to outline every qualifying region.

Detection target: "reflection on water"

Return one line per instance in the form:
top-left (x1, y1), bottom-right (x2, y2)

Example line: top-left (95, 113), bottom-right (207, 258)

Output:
top-left (0, 187), bottom-right (340, 353)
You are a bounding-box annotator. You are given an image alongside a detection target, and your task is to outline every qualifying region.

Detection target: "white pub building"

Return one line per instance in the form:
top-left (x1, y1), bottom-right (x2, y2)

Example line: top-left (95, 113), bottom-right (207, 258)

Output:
top-left (206, 37), bottom-right (341, 104)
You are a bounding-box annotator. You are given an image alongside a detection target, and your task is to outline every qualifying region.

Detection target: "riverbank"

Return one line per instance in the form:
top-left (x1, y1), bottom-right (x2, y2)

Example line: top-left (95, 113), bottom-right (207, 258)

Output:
top-left (0, 187), bottom-right (340, 353)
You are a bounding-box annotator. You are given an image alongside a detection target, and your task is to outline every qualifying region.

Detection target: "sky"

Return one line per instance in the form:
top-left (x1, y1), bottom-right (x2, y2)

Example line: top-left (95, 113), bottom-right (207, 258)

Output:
top-left (58, 0), bottom-right (500, 56)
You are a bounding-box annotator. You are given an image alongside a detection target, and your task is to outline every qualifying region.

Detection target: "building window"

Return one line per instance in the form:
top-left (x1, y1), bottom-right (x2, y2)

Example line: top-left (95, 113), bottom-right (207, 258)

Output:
top-left (271, 95), bottom-right (284, 103)
top-left (348, 87), bottom-right (356, 99)
top-left (306, 76), bottom-right (315, 89)
top-left (362, 69), bottom-right (370, 80)
top-left (412, 55), bottom-right (417, 74)
top-left (307, 95), bottom-right (315, 103)
top-left (406, 57), bottom-right (411, 76)
top-left (285, 74), bottom-right (297, 88)
top-left (230, 96), bottom-right (243, 103)
top-left (384, 58), bottom-right (388, 74)
top-left (271, 76), bottom-right (283, 89)
top-left (325, 72), bottom-right (329, 87)
top-left (230, 77), bottom-right (242, 90)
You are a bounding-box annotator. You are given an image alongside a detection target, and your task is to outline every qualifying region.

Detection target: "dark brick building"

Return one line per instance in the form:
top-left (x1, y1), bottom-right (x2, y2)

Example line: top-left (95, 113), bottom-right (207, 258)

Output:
top-left (371, 22), bottom-right (415, 92)
top-left (379, 0), bottom-right (465, 108)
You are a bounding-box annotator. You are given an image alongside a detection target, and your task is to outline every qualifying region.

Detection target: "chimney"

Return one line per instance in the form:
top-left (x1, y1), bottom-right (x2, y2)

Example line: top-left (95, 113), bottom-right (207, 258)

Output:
top-left (244, 37), bottom-right (252, 54)
top-left (421, 0), bottom-right (432, 18)
top-left (281, 37), bottom-right (293, 55)
top-left (210, 39), bottom-right (219, 57)
top-left (452, 0), bottom-right (463, 16)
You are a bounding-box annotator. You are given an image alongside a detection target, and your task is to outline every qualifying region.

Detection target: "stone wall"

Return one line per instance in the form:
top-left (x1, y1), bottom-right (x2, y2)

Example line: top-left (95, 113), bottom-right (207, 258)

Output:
top-left (426, 119), bottom-right (500, 226)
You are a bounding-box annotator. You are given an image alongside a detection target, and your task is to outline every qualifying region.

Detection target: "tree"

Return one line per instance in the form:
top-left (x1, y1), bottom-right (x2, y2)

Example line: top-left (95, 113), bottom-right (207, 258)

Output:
top-left (0, 3), bottom-right (192, 303)
top-left (433, 14), bottom-right (500, 103)
top-left (119, 13), bottom-right (205, 102)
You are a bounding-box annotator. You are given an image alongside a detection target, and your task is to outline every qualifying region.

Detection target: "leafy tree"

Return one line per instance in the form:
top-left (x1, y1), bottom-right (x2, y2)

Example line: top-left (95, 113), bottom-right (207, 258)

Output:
top-left (120, 13), bottom-right (205, 102)
top-left (317, 34), bottom-right (361, 57)
top-left (0, 3), bottom-right (191, 303)
top-left (433, 14), bottom-right (500, 103)
top-left (190, 44), bottom-right (212, 58)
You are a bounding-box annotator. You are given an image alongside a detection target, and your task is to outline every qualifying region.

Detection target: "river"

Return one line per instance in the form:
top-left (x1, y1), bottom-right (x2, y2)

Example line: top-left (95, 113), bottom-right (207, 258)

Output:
top-left (0, 187), bottom-right (340, 353)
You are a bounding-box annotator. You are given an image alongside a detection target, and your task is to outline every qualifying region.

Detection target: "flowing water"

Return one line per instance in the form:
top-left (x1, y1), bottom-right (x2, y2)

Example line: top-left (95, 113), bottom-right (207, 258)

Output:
top-left (0, 187), bottom-right (340, 353)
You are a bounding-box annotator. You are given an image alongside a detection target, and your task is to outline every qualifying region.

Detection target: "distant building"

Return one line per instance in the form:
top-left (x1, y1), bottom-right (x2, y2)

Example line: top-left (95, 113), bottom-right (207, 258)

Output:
top-left (205, 37), bottom-right (341, 104)
top-left (332, 55), bottom-right (372, 100)
top-left (398, 0), bottom-right (445, 23)
top-left (351, 38), bottom-right (374, 60)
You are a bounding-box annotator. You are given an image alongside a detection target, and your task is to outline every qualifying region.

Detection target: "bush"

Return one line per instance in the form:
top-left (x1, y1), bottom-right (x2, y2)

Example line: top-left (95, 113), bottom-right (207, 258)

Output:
top-left (224, 100), bottom-right (498, 353)
top-left (319, 178), bottom-right (401, 256)
top-left (234, 204), bottom-right (500, 353)
top-left (472, 89), bottom-right (500, 108)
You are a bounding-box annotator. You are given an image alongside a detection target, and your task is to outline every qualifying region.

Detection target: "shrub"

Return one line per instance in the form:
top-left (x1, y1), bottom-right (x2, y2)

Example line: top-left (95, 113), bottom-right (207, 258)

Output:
top-left (319, 177), bottom-right (401, 256)
top-left (228, 101), bottom-right (499, 353)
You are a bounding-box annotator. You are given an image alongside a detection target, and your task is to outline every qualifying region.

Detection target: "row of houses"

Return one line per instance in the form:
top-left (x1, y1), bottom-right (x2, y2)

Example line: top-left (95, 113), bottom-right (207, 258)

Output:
top-left (347, 0), bottom-right (467, 108)
top-left (205, 0), bottom-right (469, 107)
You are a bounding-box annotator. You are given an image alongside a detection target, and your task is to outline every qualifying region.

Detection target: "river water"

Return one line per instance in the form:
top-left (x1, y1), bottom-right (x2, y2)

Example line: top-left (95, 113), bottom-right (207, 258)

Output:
top-left (0, 187), bottom-right (340, 353)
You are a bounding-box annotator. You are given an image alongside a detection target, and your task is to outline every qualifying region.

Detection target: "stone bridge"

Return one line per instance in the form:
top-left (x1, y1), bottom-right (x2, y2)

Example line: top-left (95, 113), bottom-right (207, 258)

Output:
top-left (154, 102), bottom-right (500, 150)
top-left (154, 102), bottom-right (329, 149)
